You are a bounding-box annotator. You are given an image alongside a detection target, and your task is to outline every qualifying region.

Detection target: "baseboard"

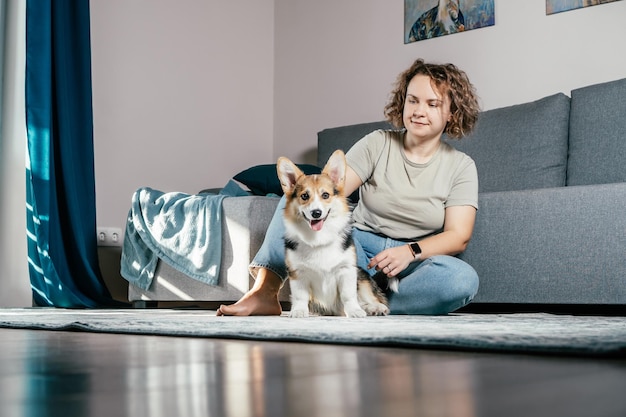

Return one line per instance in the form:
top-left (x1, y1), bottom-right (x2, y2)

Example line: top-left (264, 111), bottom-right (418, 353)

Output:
top-left (459, 303), bottom-right (626, 316)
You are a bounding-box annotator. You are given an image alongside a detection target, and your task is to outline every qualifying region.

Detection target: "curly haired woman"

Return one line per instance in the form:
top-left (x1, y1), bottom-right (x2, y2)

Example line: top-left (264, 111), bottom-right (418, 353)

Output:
top-left (218, 58), bottom-right (481, 316)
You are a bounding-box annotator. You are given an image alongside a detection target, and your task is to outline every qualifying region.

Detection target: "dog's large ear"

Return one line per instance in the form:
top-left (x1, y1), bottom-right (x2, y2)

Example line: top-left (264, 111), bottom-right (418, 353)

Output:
top-left (322, 149), bottom-right (346, 190)
top-left (277, 157), bottom-right (304, 196)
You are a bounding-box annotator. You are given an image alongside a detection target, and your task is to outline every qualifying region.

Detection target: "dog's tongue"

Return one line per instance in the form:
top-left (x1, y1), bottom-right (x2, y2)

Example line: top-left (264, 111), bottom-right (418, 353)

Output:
top-left (310, 219), bottom-right (324, 231)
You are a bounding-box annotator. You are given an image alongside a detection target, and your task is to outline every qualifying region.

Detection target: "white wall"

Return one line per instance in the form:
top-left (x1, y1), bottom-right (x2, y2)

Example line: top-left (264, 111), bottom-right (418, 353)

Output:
top-left (91, 0), bottom-right (626, 231)
top-left (90, 0), bottom-right (275, 228)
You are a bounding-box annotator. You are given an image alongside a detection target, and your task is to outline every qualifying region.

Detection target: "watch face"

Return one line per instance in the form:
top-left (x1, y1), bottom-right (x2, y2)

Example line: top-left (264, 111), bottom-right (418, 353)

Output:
top-left (411, 242), bottom-right (421, 255)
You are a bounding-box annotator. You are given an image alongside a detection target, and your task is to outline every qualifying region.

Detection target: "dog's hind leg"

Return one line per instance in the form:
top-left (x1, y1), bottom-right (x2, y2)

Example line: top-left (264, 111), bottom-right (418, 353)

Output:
top-left (357, 270), bottom-right (390, 316)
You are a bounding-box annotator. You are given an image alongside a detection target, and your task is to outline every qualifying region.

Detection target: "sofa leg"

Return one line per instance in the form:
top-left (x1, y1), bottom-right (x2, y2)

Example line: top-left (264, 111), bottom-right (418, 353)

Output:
top-left (132, 300), bottom-right (158, 309)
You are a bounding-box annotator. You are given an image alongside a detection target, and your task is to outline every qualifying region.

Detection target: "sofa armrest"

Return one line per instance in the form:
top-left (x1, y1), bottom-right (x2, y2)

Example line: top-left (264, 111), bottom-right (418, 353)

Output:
top-left (460, 182), bottom-right (626, 304)
top-left (128, 195), bottom-right (282, 303)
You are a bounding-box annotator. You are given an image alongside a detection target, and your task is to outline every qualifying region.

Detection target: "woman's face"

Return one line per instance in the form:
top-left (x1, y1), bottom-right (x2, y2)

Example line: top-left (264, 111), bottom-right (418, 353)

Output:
top-left (402, 74), bottom-right (452, 142)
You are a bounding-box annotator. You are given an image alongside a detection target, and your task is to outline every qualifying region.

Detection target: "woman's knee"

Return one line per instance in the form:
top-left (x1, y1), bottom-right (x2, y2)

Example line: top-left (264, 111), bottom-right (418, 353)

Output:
top-left (435, 255), bottom-right (479, 298)
top-left (389, 255), bottom-right (479, 315)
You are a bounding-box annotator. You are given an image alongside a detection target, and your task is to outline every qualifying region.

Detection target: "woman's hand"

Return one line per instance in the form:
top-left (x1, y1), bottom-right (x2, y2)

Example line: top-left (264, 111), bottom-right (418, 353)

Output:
top-left (366, 206), bottom-right (477, 278)
top-left (368, 245), bottom-right (414, 277)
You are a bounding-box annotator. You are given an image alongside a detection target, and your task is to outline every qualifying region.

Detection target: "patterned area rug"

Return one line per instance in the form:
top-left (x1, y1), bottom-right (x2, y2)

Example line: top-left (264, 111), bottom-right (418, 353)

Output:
top-left (0, 308), bottom-right (625, 357)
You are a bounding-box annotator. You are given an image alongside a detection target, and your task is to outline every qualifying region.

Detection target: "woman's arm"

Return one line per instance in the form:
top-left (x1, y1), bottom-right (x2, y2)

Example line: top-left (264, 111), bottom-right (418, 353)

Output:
top-left (368, 205), bottom-right (476, 277)
top-left (418, 205), bottom-right (476, 258)
top-left (344, 166), bottom-right (363, 197)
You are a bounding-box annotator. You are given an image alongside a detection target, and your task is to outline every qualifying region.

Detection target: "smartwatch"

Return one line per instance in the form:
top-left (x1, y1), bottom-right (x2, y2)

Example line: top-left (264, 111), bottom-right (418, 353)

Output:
top-left (408, 242), bottom-right (422, 259)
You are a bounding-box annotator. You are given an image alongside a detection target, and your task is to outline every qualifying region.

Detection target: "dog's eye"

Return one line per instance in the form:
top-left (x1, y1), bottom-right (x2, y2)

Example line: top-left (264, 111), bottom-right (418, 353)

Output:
top-left (300, 192), bottom-right (309, 201)
top-left (321, 192), bottom-right (330, 199)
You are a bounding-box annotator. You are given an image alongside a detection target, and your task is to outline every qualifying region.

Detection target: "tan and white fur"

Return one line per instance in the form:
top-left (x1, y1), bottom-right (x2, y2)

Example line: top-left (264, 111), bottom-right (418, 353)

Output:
top-left (277, 150), bottom-right (389, 318)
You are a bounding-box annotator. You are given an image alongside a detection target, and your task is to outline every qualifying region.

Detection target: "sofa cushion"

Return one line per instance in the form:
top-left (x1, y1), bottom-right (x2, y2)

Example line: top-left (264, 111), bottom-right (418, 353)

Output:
top-left (460, 183), bottom-right (626, 304)
top-left (566, 78), bottom-right (626, 186)
top-left (446, 93), bottom-right (570, 193)
top-left (234, 164), bottom-right (321, 196)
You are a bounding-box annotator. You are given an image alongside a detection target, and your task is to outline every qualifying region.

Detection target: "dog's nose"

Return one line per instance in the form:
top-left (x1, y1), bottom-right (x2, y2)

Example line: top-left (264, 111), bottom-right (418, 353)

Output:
top-left (311, 209), bottom-right (322, 219)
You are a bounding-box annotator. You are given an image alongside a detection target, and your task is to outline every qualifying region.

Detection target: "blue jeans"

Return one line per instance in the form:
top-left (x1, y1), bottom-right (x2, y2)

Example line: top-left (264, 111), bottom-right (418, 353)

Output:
top-left (251, 196), bottom-right (479, 315)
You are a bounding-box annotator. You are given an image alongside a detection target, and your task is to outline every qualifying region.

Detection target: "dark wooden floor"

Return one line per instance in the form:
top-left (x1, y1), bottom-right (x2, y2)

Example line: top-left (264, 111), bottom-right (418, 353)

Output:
top-left (1, 328), bottom-right (625, 417)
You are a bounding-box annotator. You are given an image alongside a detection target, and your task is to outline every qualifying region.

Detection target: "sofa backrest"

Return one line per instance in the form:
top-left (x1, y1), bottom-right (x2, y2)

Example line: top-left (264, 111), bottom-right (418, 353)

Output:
top-left (317, 94), bottom-right (571, 194)
top-left (566, 77), bottom-right (626, 186)
top-left (317, 121), bottom-right (393, 167)
top-left (446, 93), bottom-right (571, 193)
top-left (315, 78), bottom-right (626, 199)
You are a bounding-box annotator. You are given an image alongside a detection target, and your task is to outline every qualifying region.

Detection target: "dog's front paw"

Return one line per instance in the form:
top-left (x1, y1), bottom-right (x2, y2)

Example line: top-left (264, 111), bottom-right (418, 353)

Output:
top-left (289, 309), bottom-right (309, 318)
top-left (344, 306), bottom-right (367, 318)
top-left (362, 302), bottom-right (389, 316)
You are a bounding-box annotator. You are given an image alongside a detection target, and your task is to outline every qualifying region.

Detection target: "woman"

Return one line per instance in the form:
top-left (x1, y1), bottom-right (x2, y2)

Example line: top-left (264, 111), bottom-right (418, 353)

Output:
top-left (218, 58), bottom-right (481, 316)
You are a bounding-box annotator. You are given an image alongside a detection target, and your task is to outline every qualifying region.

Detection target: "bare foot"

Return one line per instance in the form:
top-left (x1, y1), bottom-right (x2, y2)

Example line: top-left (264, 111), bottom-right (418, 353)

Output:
top-left (216, 293), bottom-right (281, 316)
top-left (216, 268), bottom-right (283, 316)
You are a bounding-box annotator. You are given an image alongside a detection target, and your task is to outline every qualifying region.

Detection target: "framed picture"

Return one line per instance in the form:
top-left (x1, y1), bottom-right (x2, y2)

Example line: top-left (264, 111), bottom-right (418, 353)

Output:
top-left (404, 0), bottom-right (495, 44)
top-left (547, 0), bottom-right (622, 15)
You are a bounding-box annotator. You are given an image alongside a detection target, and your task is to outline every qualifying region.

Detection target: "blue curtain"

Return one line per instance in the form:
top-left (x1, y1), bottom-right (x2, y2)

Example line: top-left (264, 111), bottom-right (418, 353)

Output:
top-left (25, 0), bottom-right (120, 307)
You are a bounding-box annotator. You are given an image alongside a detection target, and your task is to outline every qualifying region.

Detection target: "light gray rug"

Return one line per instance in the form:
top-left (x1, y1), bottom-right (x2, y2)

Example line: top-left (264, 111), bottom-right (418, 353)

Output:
top-left (0, 308), bottom-right (625, 357)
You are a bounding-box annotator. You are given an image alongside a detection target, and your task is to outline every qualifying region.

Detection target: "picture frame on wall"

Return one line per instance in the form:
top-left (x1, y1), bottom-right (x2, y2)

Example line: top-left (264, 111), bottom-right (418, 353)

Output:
top-left (546, 0), bottom-right (623, 15)
top-left (404, 0), bottom-right (495, 44)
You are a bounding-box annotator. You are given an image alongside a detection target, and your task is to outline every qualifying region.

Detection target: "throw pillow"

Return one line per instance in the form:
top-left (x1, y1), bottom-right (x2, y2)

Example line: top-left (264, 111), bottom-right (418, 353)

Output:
top-left (233, 164), bottom-right (321, 196)
top-left (446, 93), bottom-right (570, 193)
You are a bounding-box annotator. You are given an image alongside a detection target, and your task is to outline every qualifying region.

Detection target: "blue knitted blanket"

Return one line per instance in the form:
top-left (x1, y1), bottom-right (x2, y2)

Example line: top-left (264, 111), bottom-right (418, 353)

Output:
top-left (120, 184), bottom-right (244, 291)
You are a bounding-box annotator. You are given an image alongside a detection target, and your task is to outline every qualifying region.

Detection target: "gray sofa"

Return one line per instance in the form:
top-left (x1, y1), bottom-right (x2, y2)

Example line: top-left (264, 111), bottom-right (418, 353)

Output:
top-left (129, 77), bottom-right (626, 311)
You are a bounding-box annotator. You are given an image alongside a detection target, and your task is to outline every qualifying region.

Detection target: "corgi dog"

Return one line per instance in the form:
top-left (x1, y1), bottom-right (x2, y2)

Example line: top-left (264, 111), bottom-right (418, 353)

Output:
top-left (277, 149), bottom-right (390, 318)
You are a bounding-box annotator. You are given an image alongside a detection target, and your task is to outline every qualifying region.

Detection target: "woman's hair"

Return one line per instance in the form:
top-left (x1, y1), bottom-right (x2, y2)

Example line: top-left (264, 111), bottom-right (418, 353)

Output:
top-left (383, 59), bottom-right (480, 139)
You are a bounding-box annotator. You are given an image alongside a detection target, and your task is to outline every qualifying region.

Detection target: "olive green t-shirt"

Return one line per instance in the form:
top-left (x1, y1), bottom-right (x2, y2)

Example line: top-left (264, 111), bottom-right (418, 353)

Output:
top-left (346, 129), bottom-right (478, 240)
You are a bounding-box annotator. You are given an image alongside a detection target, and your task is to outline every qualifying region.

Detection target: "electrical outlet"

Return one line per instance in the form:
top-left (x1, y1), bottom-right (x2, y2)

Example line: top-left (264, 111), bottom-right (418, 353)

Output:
top-left (97, 227), bottom-right (123, 247)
